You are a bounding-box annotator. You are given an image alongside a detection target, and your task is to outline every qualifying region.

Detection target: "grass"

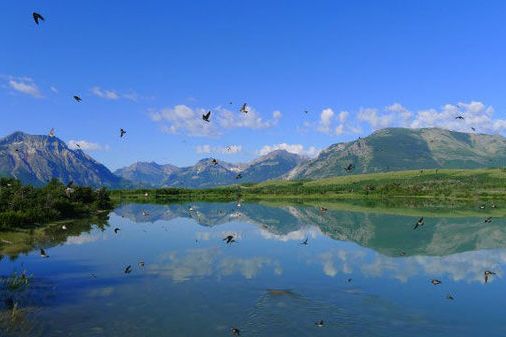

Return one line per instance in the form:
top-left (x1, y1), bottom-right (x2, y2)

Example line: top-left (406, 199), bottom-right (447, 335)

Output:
top-left (2, 271), bottom-right (31, 292)
top-left (111, 168), bottom-right (506, 204)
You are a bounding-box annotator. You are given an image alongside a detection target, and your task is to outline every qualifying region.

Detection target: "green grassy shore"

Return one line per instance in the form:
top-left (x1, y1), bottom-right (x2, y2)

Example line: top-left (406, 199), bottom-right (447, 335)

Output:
top-left (111, 168), bottom-right (506, 203)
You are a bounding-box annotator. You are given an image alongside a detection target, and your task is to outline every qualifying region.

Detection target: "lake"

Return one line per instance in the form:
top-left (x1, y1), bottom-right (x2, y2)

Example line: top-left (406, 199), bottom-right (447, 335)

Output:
top-left (1, 201), bottom-right (505, 337)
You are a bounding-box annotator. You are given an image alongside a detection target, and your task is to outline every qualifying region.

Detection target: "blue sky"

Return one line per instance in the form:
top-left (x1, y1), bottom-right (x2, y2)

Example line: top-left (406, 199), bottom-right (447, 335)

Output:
top-left (2, 0), bottom-right (506, 170)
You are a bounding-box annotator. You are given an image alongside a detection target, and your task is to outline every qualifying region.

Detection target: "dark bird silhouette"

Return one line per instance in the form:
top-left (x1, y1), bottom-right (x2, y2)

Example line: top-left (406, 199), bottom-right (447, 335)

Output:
top-left (120, 128), bottom-right (127, 138)
top-left (48, 128), bottom-right (55, 137)
top-left (114, 228), bottom-right (120, 234)
top-left (431, 279), bottom-right (442, 285)
top-left (124, 265), bottom-right (132, 274)
top-left (413, 217), bottom-right (424, 230)
top-left (73, 95), bottom-right (82, 102)
top-left (40, 248), bottom-right (49, 258)
top-left (304, 110), bottom-right (309, 114)
top-left (223, 235), bottom-right (236, 244)
top-left (33, 12), bottom-right (45, 25)
top-left (139, 261), bottom-right (145, 268)
top-left (471, 127), bottom-right (476, 131)
top-left (455, 116), bottom-right (464, 120)
top-left (202, 110), bottom-right (211, 122)
top-left (212, 158), bottom-right (218, 165)
top-left (344, 163), bottom-right (354, 172)
top-left (484, 217), bottom-right (493, 223)
top-left (231, 327), bottom-right (241, 336)
top-left (447, 293), bottom-right (454, 300)
top-left (484, 270), bottom-right (496, 283)
top-left (240, 103), bottom-right (248, 113)
top-left (315, 320), bottom-right (324, 327)
top-left (236, 173), bottom-right (242, 179)
top-left (319, 207), bottom-right (328, 212)
top-left (301, 237), bottom-right (309, 245)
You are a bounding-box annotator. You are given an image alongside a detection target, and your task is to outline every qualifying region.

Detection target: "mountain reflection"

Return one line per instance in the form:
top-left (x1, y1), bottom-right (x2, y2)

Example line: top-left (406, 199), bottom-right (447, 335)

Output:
top-left (113, 202), bottom-right (506, 257)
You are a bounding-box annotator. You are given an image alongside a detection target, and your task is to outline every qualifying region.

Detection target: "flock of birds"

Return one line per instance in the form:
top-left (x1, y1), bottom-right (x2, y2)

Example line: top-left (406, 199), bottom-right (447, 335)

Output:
top-left (5, 10), bottom-right (495, 335)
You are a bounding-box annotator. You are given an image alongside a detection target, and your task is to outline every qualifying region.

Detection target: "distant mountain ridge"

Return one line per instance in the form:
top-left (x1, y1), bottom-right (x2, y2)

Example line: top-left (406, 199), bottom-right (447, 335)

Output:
top-left (0, 131), bottom-right (125, 187)
top-left (2, 128), bottom-right (505, 189)
top-left (287, 127), bottom-right (506, 179)
top-left (114, 150), bottom-right (305, 188)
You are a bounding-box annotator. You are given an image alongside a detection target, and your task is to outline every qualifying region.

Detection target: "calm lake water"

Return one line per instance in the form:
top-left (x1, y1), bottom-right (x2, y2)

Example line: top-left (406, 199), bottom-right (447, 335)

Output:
top-left (1, 202), bottom-right (505, 337)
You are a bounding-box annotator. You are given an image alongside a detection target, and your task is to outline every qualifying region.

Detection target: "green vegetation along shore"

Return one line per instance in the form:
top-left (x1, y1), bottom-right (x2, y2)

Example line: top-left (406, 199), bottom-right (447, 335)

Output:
top-left (0, 178), bottom-right (112, 230)
top-left (112, 168), bottom-right (506, 203)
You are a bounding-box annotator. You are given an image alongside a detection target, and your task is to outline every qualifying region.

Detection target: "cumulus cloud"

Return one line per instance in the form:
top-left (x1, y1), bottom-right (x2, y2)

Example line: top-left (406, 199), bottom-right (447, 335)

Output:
top-left (68, 140), bottom-right (109, 151)
top-left (257, 143), bottom-right (320, 157)
top-left (8, 77), bottom-right (42, 98)
top-left (409, 101), bottom-right (505, 133)
top-left (150, 104), bottom-right (218, 137)
top-left (150, 104), bottom-right (281, 137)
top-left (310, 101), bottom-right (506, 136)
top-left (195, 144), bottom-right (242, 154)
top-left (318, 108), bottom-right (334, 133)
top-left (217, 107), bottom-right (282, 129)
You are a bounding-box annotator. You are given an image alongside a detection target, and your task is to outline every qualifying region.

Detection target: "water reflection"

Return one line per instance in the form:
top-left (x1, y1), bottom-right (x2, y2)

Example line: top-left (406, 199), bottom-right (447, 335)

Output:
top-left (0, 201), bottom-right (505, 337)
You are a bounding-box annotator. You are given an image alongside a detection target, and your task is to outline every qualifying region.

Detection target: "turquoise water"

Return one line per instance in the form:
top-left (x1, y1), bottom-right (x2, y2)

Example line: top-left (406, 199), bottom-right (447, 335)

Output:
top-left (1, 202), bottom-right (505, 337)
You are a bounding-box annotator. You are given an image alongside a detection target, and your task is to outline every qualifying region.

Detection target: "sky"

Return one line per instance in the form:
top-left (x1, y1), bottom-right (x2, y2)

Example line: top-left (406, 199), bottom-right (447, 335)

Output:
top-left (2, 0), bottom-right (506, 170)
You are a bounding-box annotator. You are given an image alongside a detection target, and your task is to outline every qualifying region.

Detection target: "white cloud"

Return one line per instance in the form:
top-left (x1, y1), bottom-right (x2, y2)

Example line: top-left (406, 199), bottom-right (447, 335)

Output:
top-left (150, 104), bottom-right (218, 137)
top-left (8, 77), bottom-right (42, 98)
top-left (318, 108), bottom-right (334, 133)
top-left (91, 86), bottom-right (120, 100)
top-left (409, 101), bottom-right (505, 133)
top-left (338, 110), bottom-right (349, 123)
top-left (195, 144), bottom-right (242, 154)
top-left (257, 143), bottom-right (320, 157)
top-left (150, 104), bottom-right (281, 137)
top-left (68, 140), bottom-right (109, 152)
top-left (217, 106), bottom-right (282, 129)
top-left (310, 101), bottom-right (506, 136)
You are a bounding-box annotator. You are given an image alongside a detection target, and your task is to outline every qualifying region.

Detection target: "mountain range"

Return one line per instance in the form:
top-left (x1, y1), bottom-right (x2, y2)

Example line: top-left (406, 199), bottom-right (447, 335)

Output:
top-left (1, 128), bottom-right (505, 188)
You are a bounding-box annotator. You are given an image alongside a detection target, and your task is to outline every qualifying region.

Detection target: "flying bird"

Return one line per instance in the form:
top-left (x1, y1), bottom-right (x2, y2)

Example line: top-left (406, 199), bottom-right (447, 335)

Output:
top-left (223, 235), bottom-right (236, 244)
top-left (236, 173), bottom-right (242, 179)
top-left (139, 261), bottom-right (145, 268)
top-left (114, 228), bottom-right (120, 234)
top-left (231, 327), bottom-right (241, 336)
top-left (431, 279), bottom-right (442, 285)
top-left (142, 211), bottom-right (149, 216)
top-left (40, 248), bottom-right (49, 258)
top-left (446, 293), bottom-right (455, 300)
top-left (315, 320), bottom-right (324, 327)
top-left (301, 237), bottom-right (309, 245)
top-left (484, 217), bottom-right (493, 223)
top-left (33, 12), bottom-right (45, 25)
top-left (344, 163), bottom-right (354, 172)
top-left (319, 207), bottom-right (328, 212)
top-left (202, 111), bottom-right (211, 122)
top-left (73, 95), bottom-right (82, 102)
top-left (61, 225), bottom-right (67, 230)
top-left (413, 217), bottom-right (424, 230)
top-left (212, 158), bottom-right (218, 165)
top-left (48, 128), bottom-right (55, 137)
top-left (240, 103), bottom-right (248, 113)
top-left (455, 116), bottom-right (464, 120)
top-left (484, 270), bottom-right (496, 283)
top-left (304, 110), bottom-right (309, 114)
top-left (120, 128), bottom-right (127, 138)
top-left (124, 265), bottom-right (132, 274)
top-left (471, 127), bottom-right (476, 131)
